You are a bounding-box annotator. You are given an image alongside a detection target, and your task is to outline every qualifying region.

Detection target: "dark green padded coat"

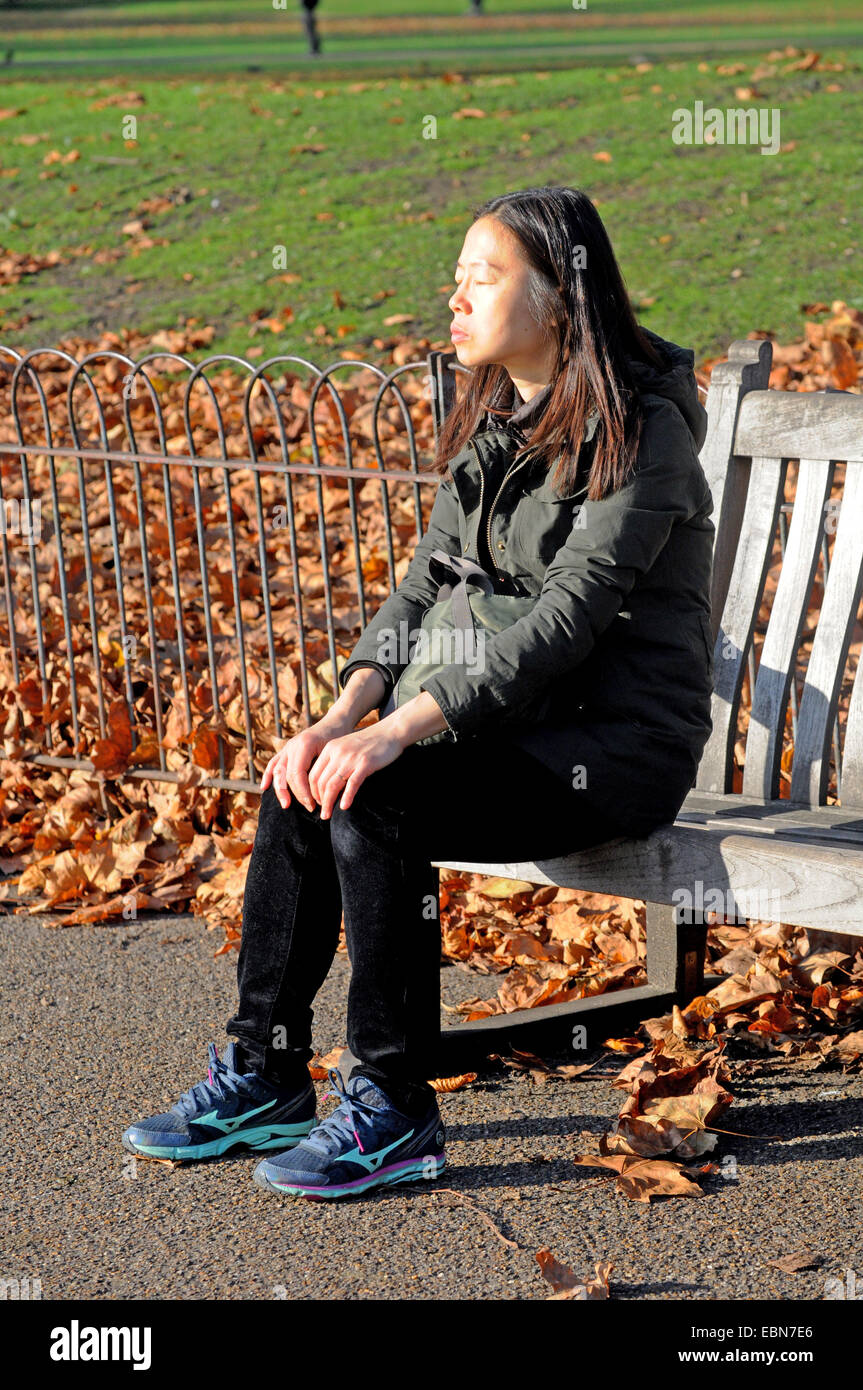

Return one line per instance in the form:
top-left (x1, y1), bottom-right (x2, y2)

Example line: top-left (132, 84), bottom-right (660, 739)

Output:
top-left (337, 328), bottom-right (715, 838)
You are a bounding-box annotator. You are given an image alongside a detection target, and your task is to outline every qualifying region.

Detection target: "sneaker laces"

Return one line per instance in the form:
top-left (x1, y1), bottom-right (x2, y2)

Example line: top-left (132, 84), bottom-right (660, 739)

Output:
top-left (173, 1042), bottom-right (246, 1120)
top-left (308, 1068), bottom-right (383, 1155)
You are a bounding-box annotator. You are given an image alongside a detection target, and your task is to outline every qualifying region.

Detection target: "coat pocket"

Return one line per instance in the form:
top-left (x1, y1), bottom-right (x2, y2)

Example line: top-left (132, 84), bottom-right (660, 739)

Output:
top-left (511, 488), bottom-right (585, 570)
top-left (698, 613), bottom-right (715, 670)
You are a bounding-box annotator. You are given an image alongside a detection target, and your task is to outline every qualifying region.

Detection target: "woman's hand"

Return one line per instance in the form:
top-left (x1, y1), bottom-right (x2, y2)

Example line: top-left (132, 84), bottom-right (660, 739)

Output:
top-left (260, 684), bottom-right (446, 817)
top-left (260, 711), bottom-right (358, 812)
top-left (308, 720), bottom-right (407, 818)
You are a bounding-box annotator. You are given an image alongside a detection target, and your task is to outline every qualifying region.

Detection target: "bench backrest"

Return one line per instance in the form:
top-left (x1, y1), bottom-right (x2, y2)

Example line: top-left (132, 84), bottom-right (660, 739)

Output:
top-left (698, 339), bottom-right (863, 810)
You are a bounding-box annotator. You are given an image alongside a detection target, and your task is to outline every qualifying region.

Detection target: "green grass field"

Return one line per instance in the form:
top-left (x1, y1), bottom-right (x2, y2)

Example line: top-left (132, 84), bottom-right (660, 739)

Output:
top-left (0, 4), bottom-right (860, 364)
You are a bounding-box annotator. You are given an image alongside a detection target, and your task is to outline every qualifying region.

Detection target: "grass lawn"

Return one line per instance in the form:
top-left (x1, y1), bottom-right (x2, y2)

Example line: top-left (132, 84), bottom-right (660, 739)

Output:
top-left (3, 1), bottom-right (863, 76)
top-left (0, 13), bottom-right (860, 364)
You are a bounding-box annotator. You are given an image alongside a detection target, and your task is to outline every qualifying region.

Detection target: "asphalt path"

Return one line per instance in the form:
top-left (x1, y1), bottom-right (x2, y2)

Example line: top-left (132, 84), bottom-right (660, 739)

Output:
top-left (1, 911), bottom-right (860, 1301)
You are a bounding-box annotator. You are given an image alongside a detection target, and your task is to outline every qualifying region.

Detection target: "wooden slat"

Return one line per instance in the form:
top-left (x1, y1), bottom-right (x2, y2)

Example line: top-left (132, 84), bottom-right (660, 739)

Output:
top-left (698, 339), bottom-right (772, 645)
top-left (696, 455), bottom-right (787, 793)
top-left (839, 639), bottom-right (863, 810)
top-left (742, 458), bottom-right (834, 800)
top-left (677, 789), bottom-right (863, 843)
top-left (790, 461), bottom-right (863, 805)
top-left (735, 388), bottom-right (863, 464)
top-left (432, 817), bottom-right (863, 935)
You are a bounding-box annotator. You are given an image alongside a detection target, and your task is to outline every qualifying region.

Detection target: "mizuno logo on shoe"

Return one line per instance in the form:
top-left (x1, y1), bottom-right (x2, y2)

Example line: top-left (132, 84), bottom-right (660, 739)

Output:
top-left (195, 1099), bottom-right (278, 1133)
top-left (334, 1130), bottom-right (415, 1173)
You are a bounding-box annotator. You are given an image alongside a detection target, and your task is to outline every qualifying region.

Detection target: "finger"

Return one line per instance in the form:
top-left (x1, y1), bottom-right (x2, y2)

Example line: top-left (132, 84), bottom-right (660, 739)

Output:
top-left (307, 749), bottom-right (328, 805)
top-left (260, 754), bottom-right (278, 790)
top-left (295, 764), bottom-right (318, 812)
top-left (338, 768), bottom-right (365, 812)
top-left (319, 765), bottom-right (349, 821)
top-left (280, 754), bottom-right (315, 814)
top-left (273, 761), bottom-right (292, 809)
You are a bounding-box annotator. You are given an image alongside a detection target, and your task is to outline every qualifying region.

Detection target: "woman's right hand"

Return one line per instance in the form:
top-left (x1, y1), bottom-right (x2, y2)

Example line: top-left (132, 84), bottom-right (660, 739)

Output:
top-left (260, 712), bottom-right (356, 811)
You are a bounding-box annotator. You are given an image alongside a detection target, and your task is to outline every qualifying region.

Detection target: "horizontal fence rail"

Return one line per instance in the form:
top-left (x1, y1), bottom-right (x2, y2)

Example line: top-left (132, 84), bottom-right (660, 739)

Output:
top-left (0, 345), bottom-right (469, 796)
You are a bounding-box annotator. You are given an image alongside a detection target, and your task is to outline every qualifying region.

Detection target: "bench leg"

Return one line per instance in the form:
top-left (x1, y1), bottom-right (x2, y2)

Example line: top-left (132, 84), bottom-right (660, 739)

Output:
top-left (646, 900), bottom-right (708, 1004)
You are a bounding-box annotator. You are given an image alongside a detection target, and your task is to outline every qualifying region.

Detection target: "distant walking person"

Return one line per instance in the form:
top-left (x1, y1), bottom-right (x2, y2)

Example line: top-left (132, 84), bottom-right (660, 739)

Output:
top-left (302, 0), bottom-right (321, 55)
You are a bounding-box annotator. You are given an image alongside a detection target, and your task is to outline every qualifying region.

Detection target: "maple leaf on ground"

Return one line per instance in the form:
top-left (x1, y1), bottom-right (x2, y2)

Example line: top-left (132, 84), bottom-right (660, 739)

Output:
top-left (535, 1249), bottom-right (613, 1298)
top-left (571, 1151), bottom-right (710, 1202)
top-left (604, 1041), bottom-right (735, 1160)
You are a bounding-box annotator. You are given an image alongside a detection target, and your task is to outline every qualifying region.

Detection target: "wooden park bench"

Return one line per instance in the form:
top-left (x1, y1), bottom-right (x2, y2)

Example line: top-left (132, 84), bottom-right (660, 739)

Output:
top-left (403, 338), bottom-right (863, 1075)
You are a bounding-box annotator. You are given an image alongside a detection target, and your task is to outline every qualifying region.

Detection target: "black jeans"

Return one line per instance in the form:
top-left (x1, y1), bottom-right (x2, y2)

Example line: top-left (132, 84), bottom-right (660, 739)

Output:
top-left (225, 734), bottom-right (627, 1116)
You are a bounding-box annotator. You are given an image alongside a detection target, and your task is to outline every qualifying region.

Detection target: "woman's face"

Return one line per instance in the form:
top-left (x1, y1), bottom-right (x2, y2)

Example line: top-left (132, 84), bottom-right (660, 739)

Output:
top-left (448, 216), bottom-right (557, 386)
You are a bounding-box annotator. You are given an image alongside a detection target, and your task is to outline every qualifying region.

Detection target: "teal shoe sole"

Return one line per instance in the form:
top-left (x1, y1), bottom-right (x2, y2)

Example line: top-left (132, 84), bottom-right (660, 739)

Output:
top-left (121, 1117), bottom-right (318, 1163)
top-left (252, 1151), bottom-right (446, 1199)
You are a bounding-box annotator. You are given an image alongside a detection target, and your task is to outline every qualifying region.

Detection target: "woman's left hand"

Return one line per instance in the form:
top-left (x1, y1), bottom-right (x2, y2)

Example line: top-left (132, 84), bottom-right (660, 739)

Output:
top-left (308, 720), bottom-right (406, 818)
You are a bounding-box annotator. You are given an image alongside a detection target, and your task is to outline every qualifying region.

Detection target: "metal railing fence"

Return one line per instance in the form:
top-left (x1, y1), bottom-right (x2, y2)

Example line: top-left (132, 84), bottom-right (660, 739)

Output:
top-left (0, 344), bottom-right (464, 796)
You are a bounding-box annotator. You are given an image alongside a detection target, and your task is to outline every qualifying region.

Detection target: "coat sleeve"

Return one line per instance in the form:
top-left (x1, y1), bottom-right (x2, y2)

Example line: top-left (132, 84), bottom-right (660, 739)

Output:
top-left (418, 405), bottom-right (705, 738)
top-left (337, 472), bottom-right (461, 698)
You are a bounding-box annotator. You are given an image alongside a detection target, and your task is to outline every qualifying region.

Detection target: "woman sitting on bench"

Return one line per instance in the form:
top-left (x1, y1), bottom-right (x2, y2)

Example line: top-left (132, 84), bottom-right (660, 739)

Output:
top-left (122, 183), bottom-right (715, 1201)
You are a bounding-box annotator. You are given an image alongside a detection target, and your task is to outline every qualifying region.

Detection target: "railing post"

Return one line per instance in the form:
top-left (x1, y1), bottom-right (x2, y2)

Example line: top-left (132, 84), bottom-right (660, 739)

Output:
top-left (426, 348), bottom-right (461, 448)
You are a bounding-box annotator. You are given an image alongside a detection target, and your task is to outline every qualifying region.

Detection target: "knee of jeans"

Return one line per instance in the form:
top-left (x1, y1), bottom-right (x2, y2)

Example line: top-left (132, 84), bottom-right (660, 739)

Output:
top-left (260, 781), bottom-right (309, 819)
top-left (327, 797), bottom-right (366, 848)
top-left (257, 781), bottom-right (308, 835)
top-left (329, 785), bottom-right (400, 852)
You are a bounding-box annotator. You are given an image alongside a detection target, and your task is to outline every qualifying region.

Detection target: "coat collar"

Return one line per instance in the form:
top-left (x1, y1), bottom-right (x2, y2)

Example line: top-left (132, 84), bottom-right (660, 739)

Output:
top-left (482, 375), bottom-right (599, 442)
top-left (509, 380), bottom-right (553, 432)
top-left (448, 386), bottom-right (598, 514)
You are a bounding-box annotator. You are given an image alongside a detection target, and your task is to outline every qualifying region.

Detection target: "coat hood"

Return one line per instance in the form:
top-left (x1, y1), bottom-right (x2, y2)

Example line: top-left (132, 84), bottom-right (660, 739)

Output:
top-left (630, 326), bottom-right (708, 451)
top-left (482, 326), bottom-right (707, 452)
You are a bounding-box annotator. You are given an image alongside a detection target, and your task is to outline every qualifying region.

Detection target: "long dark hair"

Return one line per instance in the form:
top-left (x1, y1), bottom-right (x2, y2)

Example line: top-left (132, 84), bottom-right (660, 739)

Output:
top-left (429, 186), bottom-right (665, 501)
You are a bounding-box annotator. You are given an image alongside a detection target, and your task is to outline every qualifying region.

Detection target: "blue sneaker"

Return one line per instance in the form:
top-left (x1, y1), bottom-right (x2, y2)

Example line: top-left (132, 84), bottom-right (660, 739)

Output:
top-left (252, 1068), bottom-right (446, 1200)
top-left (121, 1041), bottom-right (317, 1162)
